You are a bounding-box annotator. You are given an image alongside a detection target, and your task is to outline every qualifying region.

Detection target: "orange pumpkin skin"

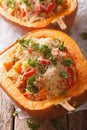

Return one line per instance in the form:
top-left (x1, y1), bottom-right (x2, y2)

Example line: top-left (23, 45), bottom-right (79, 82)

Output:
top-left (0, 0), bottom-right (77, 32)
top-left (0, 29), bottom-right (87, 119)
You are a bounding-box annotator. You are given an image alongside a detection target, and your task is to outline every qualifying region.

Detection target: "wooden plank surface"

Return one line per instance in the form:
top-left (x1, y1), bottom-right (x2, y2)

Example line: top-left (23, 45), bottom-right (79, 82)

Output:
top-left (0, 87), bottom-right (14, 130)
top-left (15, 117), bottom-right (55, 130)
top-left (0, 87), bottom-right (87, 130)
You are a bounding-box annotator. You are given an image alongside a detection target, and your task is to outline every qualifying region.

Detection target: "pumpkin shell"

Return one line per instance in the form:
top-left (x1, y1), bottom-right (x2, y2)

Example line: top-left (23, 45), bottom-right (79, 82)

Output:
top-left (0, 0), bottom-right (77, 31)
top-left (0, 29), bottom-right (87, 119)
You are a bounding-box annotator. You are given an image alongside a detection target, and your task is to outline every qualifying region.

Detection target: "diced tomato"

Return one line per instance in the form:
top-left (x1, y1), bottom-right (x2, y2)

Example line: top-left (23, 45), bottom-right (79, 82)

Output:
top-left (66, 67), bottom-right (74, 86)
top-left (41, 59), bottom-right (51, 65)
top-left (23, 68), bottom-right (36, 79)
top-left (46, 2), bottom-right (55, 14)
top-left (21, 10), bottom-right (26, 18)
top-left (23, 92), bottom-right (28, 97)
top-left (28, 48), bottom-right (34, 54)
top-left (22, 68), bottom-right (36, 85)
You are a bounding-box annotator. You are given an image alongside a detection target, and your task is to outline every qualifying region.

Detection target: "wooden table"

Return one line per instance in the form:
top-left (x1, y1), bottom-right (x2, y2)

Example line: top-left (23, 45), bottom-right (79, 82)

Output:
top-left (0, 87), bottom-right (87, 130)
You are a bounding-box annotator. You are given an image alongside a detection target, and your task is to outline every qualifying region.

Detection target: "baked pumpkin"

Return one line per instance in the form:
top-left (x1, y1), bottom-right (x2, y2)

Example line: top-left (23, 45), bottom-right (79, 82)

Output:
top-left (0, 0), bottom-right (77, 31)
top-left (0, 29), bottom-right (87, 119)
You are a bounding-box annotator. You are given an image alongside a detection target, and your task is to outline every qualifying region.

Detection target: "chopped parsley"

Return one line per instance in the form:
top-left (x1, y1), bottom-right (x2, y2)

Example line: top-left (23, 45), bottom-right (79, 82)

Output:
top-left (22, 0), bottom-right (31, 6)
top-left (63, 58), bottom-right (74, 66)
top-left (27, 121), bottom-right (40, 130)
top-left (27, 76), bottom-right (39, 94)
top-left (31, 43), bottom-right (39, 51)
top-left (13, 110), bottom-right (18, 117)
top-left (18, 38), bottom-right (33, 50)
top-left (56, 0), bottom-right (64, 4)
top-left (48, 54), bottom-right (57, 65)
top-left (40, 45), bottom-right (51, 56)
top-left (37, 62), bottom-right (45, 73)
top-left (58, 41), bottom-right (67, 51)
top-left (60, 71), bottom-right (69, 79)
top-left (27, 76), bottom-right (36, 86)
top-left (28, 58), bottom-right (37, 67)
top-left (27, 85), bottom-right (39, 94)
top-left (6, 0), bottom-right (16, 8)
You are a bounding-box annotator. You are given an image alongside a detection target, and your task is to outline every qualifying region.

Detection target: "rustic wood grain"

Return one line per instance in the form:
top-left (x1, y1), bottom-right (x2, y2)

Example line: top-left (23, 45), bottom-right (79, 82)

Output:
top-left (14, 116), bottom-right (55, 130)
top-left (0, 87), bottom-right (87, 130)
top-left (63, 110), bottom-right (87, 130)
top-left (0, 87), bottom-right (14, 130)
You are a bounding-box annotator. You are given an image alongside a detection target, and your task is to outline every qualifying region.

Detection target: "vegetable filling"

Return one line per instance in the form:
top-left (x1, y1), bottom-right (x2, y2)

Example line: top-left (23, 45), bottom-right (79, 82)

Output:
top-left (0, 0), bottom-right (68, 23)
top-left (4, 37), bottom-right (77, 101)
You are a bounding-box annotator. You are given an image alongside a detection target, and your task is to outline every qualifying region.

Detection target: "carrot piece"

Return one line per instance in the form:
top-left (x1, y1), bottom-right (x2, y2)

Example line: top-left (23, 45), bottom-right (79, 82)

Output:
top-left (3, 61), bottom-right (15, 71)
top-left (13, 62), bottom-right (22, 74)
top-left (37, 88), bottom-right (49, 100)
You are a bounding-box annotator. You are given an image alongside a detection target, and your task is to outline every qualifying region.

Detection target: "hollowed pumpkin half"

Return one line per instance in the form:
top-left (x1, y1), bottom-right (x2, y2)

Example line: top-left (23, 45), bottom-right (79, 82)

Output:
top-left (0, 0), bottom-right (77, 31)
top-left (0, 29), bottom-right (87, 119)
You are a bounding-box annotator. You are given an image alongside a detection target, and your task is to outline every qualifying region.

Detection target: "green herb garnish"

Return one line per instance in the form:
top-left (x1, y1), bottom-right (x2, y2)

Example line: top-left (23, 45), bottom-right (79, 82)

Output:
top-left (27, 85), bottom-right (39, 94)
top-left (60, 71), bottom-right (69, 79)
top-left (56, 0), bottom-right (64, 4)
top-left (27, 121), bottom-right (40, 130)
top-left (58, 41), bottom-right (67, 51)
top-left (22, 0), bottom-right (31, 6)
top-left (27, 76), bottom-right (36, 86)
top-left (63, 58), bottom-right (74, 66)
top-left (37, 62), bottom-right (45, 73)
top-left (13, 110), bottom-right (18, 117)
top-left (31, 43), bottom-right (39, 51)
top-left (80, 32), bottom-right (87, 40)
top-left (6, 0), bottom-right (16, 8)
top-left (40, 45), bottom-right (51, 56)
top-left (28, 58), bottom-right (37, 67)
top-left (18, 38), bottom-right (32, 50)
top-left (27, 76), bottom-right (39, 94)
top-left (48, 55), bottom-right (57, 65)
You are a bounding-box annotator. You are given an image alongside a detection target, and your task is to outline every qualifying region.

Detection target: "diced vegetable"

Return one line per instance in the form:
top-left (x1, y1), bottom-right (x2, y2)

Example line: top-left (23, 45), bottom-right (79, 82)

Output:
top-left (46, 2), bottom-right (55, 14)
top-left (3, 61), bottom-right (15, 71)
top-left (41, 59), bottom-right (51, 65)
top-left (66, 67), bottom-right (74, 86)
top-left (13, 62), bottom-right (22, 74)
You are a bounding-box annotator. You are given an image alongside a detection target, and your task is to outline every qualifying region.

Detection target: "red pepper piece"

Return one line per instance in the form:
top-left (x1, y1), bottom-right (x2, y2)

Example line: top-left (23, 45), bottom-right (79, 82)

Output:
top-left (66, 67), bottom-right (74, 86)
top-left (41, 59), bottom-right (51, 65)
top-left (23, 92), bottom-right (28, 97)
top-left (46, 2), bottom-right (55, 14)
top-left (21, 10), bottom-right (26, 18)
top-left (22, 68), bottom-right (36, 85)
top-left (28, 48), bottom-right (34, 54)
